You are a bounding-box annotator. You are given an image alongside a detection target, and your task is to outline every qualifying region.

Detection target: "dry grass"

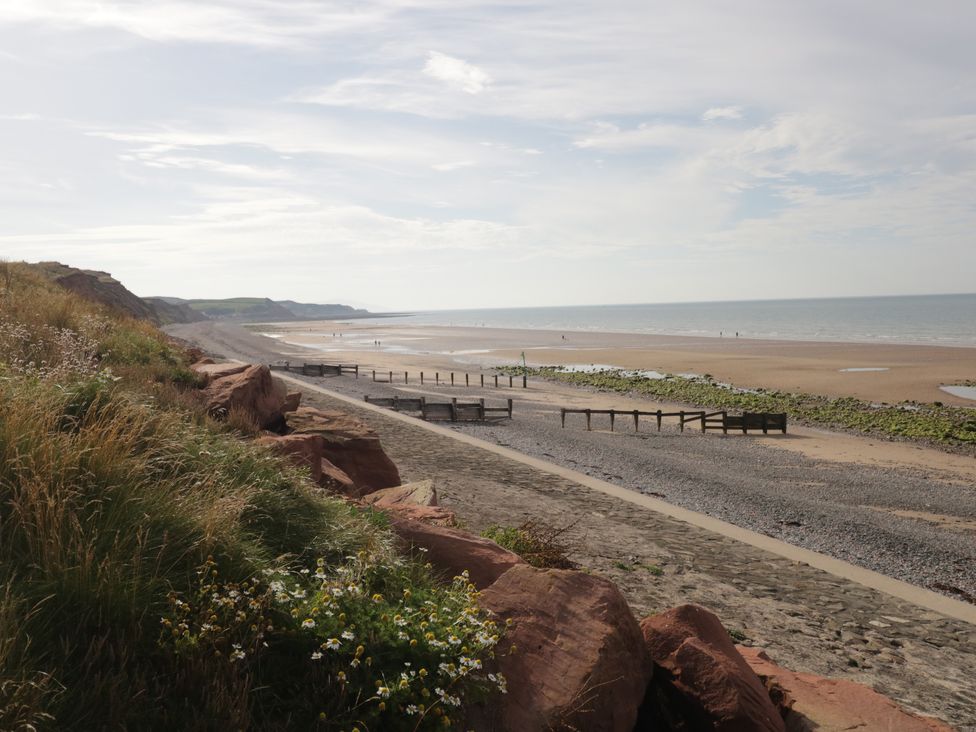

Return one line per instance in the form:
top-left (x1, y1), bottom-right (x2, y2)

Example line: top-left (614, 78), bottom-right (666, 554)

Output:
top-left (481, 520), bottom-right (579, 569)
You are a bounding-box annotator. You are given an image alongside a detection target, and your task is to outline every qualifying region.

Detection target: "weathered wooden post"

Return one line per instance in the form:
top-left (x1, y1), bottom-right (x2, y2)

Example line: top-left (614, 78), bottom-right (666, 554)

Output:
top-left (372, 370), bottom-right (376, 382)
top-left (633, 410), bottom-right (639, 431)
top-left (722, 411), bottom-right (728, 435)
top-left (420, 372), bottom-right (424, 385)
top-left (679, 410), bottom-right (685, 433)
top-left (450, 397), bottom-right (458, 422)
top-left (700, 411), bottom-right (706, 433)
top-left (435, 372), bottom-right (439, 385)
top-left (586, 409), bottom-right (592, 431)
top-left (522, 374), bottom-right (527, 388)
top-left (451, 372), bottom-right (455, 386)
top-left (405, 371), bottom-right (409, 384)
top-left (465, 373), bottom-right (469, 387)
top-left (509, 375), bottom-right (513, 387)
top-left (561, 408), bottom-right (566, 428)
top-left (507, 398), bottom-right (513, 419)
top-left (609, 410), bottom-right (615, 432)
top-left (480, 374), bottom-right (484, 387)
top-left (389, 371), bottom-right (393, 384)
top-left (479, 398), bottom-right (485, 420)
top-left (657, 410), bottom-right (663, 431)
top-left (494, 374), bottom-right (499, 388)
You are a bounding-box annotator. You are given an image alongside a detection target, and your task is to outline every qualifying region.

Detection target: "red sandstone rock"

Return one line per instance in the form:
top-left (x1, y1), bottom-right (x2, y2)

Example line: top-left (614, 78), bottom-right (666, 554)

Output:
top-left (474, 565), bottom-right (652, 732)
top-left (362, 480), bottom-right (438, 507)
top-left (203, 364), bottom-right (286, 430)
top-left (381, 502), bottom-right (457, 526)
top-left (390, 518), bottom-right (522, 588)
top-left (283, 391), bottom-right (302, 413)
top-left (640, 604), bottom-right (785, 732)
top-left (191, 361), bottom-right (247, 381)
top-left (319, 458), bottom-right (357, 495)
top-left (256, 433), bottom-right (324, 483)
top-left (738, 646), bottom-right (954, 732)
top-left (286, 406), bottom-right (400, 495)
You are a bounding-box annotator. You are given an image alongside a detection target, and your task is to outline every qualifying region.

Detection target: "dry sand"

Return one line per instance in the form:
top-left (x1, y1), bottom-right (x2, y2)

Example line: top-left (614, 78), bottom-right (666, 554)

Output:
top-left (255, 320), bottom-right (976, 406)
top-left (239, 319), bottom-right (976, 483)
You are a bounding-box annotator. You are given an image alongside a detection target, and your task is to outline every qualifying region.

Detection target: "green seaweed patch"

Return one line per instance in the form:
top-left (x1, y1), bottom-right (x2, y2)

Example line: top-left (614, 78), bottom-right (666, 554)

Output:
top-left (511, 366), bottom-right (976, 450)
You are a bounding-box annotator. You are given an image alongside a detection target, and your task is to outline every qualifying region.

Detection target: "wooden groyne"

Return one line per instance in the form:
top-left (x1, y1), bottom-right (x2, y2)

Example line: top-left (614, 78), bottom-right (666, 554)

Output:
top-left (270, 362), bottom-right (359, 377)
top-left (560, 408), bottom-right (786, 434)
top-left (269, 362), bottom-right (528, 388)
top-left (365, 395), bottom-right (513, 422)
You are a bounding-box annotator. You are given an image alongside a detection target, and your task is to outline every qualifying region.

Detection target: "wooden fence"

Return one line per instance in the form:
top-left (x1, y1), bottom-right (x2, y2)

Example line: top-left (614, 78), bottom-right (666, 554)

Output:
top-left (365, 395), bottom-right (513, 422)
top-left (560, 408), bottom-right (786, 434)
top-left (369, 370), bottom-right (527, 389)
top-left (270, 362), bottom-right (359, 377)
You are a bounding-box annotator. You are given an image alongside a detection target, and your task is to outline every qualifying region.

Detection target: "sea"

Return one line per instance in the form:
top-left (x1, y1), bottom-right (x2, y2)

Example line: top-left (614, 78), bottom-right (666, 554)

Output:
top-left (360, 294), bottom-right (976, 348)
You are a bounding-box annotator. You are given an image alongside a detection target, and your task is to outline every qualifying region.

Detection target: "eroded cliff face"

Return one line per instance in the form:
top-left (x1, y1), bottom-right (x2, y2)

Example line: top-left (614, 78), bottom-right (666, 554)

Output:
top-left (28, 261), bottom-right (208, 325)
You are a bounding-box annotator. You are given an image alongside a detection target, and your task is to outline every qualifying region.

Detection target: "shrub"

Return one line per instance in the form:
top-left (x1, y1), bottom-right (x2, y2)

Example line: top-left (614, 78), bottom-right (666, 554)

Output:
top-left (481, 521), bottom-right (578, 569)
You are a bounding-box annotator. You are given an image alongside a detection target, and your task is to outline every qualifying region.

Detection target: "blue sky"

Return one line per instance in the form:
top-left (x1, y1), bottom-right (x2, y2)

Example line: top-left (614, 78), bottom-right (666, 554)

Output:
top-left (0, 1), bottom-right (974, 310)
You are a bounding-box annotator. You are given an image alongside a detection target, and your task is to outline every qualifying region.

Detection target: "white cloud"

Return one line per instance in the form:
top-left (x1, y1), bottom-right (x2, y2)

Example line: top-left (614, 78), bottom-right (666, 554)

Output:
top-left (702, 106), bottom-right (743, 121)
top-left (422, 52), bottom-right (491, 94)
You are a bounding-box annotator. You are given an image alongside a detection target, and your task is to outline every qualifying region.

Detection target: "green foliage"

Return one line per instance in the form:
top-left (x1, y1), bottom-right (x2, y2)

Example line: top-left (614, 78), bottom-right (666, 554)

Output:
top-left (162, 555), bottom-right (506, 730)
top-left (517, 366), bottom-right (976, 449)
top-left (0, 264), bottom-right (504, 729)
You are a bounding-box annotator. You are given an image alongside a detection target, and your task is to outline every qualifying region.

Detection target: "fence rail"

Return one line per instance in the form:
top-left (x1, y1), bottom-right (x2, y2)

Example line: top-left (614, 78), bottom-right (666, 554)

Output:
top-left (270, 362), bottom-right (359, 377)
top-left (560, 408), bottom-right (786, 434)
top-left (365, 395), bottom-right (513, 422)
top-left (268, 362), bottom-right (528, 388)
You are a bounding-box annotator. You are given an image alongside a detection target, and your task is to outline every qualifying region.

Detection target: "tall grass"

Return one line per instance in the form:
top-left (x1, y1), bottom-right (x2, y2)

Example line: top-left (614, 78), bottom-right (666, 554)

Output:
top-left (0, 263), bottom-right (504, 729)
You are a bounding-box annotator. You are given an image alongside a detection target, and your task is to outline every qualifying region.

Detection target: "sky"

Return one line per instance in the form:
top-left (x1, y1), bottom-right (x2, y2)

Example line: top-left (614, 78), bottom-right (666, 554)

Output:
top-left (0, 1), bottom-right (974, 311)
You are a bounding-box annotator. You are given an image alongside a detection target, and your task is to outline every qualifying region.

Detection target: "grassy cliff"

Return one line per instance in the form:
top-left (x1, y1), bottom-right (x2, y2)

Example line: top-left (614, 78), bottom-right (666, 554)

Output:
top-left (0, 263), bottom-right (501, 730)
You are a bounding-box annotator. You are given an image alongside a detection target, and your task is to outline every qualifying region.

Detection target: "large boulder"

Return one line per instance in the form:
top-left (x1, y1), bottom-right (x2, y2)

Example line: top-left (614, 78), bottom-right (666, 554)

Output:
top-left (286, 407), bottom-right (400, 495)
top-left (256, 433), bottom-right (325, 483)
top-left (191, 361), bottom-right (248, 382)
top-left (390, 518), bottom-right (521, 588)
top-left (474, 565), bottom-right (652, 732)
top-left (738, 647), bottom-right (953, 732)
top-left (638, 604), bottom-right (785, 732)
top-left (203, 364), bottom-right (286, 430)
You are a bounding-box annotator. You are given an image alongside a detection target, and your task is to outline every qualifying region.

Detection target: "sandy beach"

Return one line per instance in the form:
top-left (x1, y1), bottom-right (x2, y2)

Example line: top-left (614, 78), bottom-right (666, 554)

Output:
top-left (250, 320), bottom-right (976, 407)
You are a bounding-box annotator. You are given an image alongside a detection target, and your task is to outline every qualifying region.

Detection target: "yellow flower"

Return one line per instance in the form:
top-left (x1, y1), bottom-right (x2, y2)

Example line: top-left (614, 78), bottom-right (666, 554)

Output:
top-left (409, 639), bottom-right (417, 647)
top-left (378, 702), bottom-right (386, 711)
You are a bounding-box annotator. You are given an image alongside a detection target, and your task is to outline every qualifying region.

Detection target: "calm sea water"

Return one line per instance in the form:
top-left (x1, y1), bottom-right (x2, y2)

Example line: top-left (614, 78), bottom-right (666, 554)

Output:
top-left (362, 294), bottom-right (976, 347)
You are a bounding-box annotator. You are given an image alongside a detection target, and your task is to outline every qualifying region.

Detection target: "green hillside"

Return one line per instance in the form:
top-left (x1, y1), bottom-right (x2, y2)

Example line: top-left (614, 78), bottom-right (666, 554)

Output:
top-left (0, 262), bottom-right (499, 730)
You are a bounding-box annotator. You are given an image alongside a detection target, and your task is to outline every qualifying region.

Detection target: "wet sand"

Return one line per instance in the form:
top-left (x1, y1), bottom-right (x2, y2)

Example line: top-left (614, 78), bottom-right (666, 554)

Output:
top-left (253, 320), bottom-right (976, 407)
